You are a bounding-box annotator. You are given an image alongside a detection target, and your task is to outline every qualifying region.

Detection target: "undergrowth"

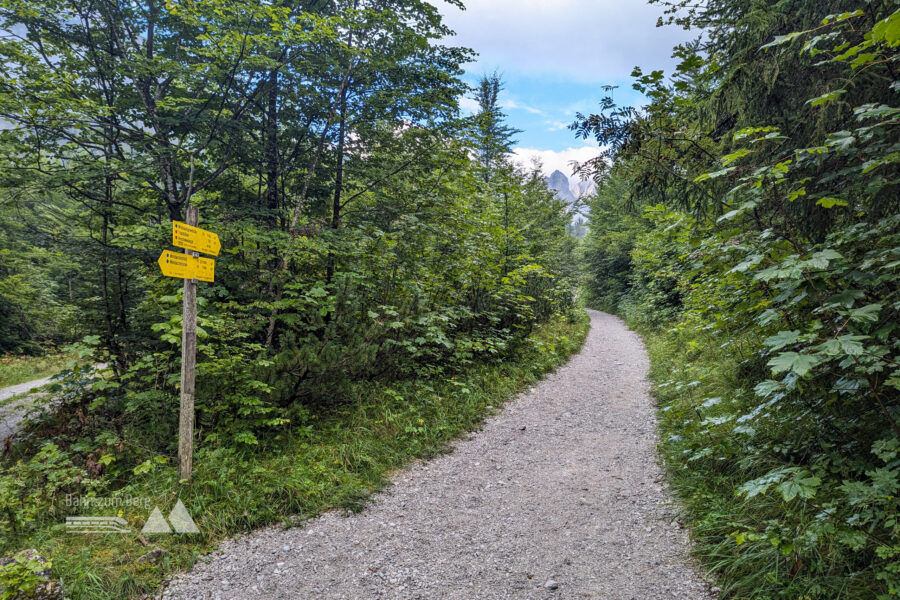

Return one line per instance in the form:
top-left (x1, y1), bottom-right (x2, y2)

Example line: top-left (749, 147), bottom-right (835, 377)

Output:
top-left (0, 353), bottom-right (76, 389)
top-left (642, 322), bottom-right (897, 600)
top-left (0, 311), bottom-right (589, 599)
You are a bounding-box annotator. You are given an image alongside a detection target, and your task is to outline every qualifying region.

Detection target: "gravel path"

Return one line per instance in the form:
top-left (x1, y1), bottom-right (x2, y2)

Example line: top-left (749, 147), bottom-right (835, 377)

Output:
top-left (0, 376), bottom-right (54, 440)
top-left (0, 375), bottom-right (54, 404)
top-left (0, 365), bottom-right (106, 440)
top-left (163, 310), bottom-right (715, 600)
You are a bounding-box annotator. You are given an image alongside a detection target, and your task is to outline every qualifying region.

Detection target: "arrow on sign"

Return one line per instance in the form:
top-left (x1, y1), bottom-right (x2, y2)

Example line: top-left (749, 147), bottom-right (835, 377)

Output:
top-left (172, 221), bottom-right (221, 256)
top-left (158, 251), bottom-right (215, 282)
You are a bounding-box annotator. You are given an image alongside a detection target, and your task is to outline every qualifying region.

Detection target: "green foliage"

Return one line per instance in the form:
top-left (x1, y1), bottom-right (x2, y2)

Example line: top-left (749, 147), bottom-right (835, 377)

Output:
top-left (0, 443), bottom-right (101, 536)
top-left (0, 314), bottom-right (588, 599)
top-left (470, 72), bottom-right (522, 183)
top-left (578, 177), bottom-right (645, 312)
top-left (580, 1), bottom-right (900, 597)
top-left (0, 552), bottom-right (52, 600)
top-left (0, 1), bottom-right (579, 596)
top-left (0, 353), bottom-right (78, 389)
top-left (0, 0), bottom-right (577, 452)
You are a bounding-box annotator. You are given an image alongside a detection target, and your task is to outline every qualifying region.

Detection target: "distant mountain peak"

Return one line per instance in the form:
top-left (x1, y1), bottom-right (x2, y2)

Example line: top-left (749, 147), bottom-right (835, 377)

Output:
top-left (571, 178), bottom-right (596, 199)
top-left (544, 170), bottom-right (577, 206)
top-left (543, 170), bottom-right (595, 206)
top-left (547, 169), bottom-right (568, 182)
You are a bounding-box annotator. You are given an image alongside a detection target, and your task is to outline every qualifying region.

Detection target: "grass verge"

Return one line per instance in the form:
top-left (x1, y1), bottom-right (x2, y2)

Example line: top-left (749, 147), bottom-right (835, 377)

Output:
top-left (637, 323), bottom-right (890, 600)
top-left (0, 311), bottom-right (590, 599)
top-left (0, 353), bottom-right (76, 389)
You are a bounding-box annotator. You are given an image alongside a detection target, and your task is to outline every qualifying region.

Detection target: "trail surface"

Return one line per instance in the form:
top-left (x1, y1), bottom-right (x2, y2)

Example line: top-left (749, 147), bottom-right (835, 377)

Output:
top-left (0, 376), bottom-right (54, 440)
top-left (0, 375), bottom-right (54, 404)
top-left (163, 310), bottom-right (714, 599)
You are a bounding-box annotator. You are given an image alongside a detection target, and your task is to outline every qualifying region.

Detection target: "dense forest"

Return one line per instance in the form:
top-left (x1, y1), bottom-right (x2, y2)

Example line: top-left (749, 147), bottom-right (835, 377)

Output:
top-left (0, 0), bottom-right (581, 432)
top-left (579, 0), bottom-right (900, 598)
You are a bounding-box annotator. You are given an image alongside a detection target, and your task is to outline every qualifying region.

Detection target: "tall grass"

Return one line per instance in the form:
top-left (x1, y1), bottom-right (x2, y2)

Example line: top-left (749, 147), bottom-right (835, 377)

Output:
top-left (0, 352), bottom-right (76, 389)
top-left (640, 325), bottom-right (886, 600)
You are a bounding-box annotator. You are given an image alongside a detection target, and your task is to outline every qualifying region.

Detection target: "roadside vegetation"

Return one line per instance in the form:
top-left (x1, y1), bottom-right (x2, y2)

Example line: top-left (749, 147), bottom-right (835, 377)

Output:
top-left (0, 315), bottom-right (587, 599)
top-left (0, 354), bottom-right (79, 390)
top-left (578, 2), bottom-right (900, 598)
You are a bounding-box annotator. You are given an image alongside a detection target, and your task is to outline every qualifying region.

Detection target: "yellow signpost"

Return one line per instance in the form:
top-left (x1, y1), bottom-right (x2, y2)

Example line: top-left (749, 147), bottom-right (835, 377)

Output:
top-left (157, 251), bottom-right (215, 282)
top-left (172, 221), bottom-right (221, 256)
top-left (157, 210), bottom-right (220, 481)
top-left (194, 256), bottom-right (215, 283)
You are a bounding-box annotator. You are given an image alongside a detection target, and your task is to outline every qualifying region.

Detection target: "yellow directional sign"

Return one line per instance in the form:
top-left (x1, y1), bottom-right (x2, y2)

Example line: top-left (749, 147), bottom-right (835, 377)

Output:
top-left (195, 256), bottom-right (215, 283)
top-left (158, 250), bottom-right (215, 282)
top-left (172, 221), bottom-right (221, 256)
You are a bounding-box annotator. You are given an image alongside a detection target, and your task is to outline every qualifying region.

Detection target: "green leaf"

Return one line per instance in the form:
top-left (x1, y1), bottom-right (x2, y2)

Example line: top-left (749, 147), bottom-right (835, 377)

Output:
top-left (768, 352), bottom-right (821, 376)
top-left (870, 9), bottom-right (900, 48)
top-left (817, 197), bottom-right (848, 208)
top-left (822, 10), bottom-right (864, 25)
top-left (825, 289), bottom-right (865, 308)
top-left (737, 469), bottom-right (791, 498)
top-left (695, 167), bottom-right (735, 183)
top-left (848, 304), bottom-right (882, 323)
top-left (802, 249), bottom-right (842, 269)
top-left (764, 330), bottom-right (800, 351)
top-left (777, 474), bottom-right (821, 501)
top-left (133, 460), bottom-right (155, 476)
top-left (807, 90), bottom-right (846, 107)
top-left (721, 148), bottom-right (752, 166)
top-left (816, 335), bottom-right (867, 357)
top-left (787, 188), bottom-right (807, 202)
top-left (761, 32), bottom-right (804, 49)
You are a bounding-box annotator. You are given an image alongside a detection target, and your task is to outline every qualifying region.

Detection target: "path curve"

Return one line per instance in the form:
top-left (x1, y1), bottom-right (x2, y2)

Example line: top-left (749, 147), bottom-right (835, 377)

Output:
top-left (0, 364), bottom-right (107, 440)
top-left (0, 375), bottom-right (54, 404)
top-left (163, 310), bottom-right (714, 600)
top-left (0, 376), bottom-right (54, 440)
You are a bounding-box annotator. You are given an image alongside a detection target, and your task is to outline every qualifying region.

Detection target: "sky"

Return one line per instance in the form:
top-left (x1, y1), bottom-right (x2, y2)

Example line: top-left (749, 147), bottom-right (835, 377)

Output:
top-left (439, 0), bottom-right (694, 179)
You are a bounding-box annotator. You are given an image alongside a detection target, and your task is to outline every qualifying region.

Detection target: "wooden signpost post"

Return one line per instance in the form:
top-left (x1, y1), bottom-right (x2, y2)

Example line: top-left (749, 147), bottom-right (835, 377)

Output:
top-left (157, 207), bottom-right (220, 481)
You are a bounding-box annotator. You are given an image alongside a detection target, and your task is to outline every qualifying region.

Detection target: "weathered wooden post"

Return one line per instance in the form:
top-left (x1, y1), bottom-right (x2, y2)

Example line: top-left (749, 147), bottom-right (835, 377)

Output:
top-left (157, 206), bottom-right (220, 482)
top-left (178, 206), bottom-right (199, 481)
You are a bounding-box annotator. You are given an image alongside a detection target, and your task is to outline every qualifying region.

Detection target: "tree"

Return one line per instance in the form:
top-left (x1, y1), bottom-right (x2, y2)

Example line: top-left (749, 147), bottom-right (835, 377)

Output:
top-left (471, 72), bottom-right (521, 184)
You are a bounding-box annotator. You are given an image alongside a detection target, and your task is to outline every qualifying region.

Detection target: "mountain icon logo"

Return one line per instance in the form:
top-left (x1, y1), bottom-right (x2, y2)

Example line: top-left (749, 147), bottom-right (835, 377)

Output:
top-left (140, 499), bottom-right (200, 534)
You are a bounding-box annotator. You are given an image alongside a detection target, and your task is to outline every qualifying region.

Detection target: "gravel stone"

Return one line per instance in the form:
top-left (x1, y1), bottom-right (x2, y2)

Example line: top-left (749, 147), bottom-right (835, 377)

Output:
top-left (162, 310), bottom-right (715, 599)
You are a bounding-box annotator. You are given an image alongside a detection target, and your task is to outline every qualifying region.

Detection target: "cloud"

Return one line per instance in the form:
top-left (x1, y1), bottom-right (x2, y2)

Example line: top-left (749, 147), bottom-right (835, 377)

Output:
top-left (500, 98), bottom-right (544, 115)
top-left (458, 93), bottom-right (544, 116)
top-left (440, 0), bottom-right (694, 83)
top-left (545, 120), bottom-right (570, 132)
top-left (511, 145), bottom-right (600, 178)
top-left (458, 96), bottom-right (481, 114)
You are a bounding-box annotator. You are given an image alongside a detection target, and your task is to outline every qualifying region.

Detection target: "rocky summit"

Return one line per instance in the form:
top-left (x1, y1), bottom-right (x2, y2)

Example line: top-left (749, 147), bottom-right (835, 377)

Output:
top-left (543, 170), bottom-right (595, 206)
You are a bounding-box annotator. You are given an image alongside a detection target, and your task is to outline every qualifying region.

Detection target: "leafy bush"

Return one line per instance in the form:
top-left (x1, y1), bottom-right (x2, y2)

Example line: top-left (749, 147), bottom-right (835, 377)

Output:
top-left (0, 444), bottom-right (100, 536)
top-left (579, 2), bottom-right (900, 598)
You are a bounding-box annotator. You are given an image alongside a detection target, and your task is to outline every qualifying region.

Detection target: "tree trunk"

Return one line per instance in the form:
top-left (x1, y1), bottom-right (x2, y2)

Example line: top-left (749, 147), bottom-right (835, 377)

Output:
top-left (265, 68), bottom-right (279, 226)
top-left (326, 83), bottom-right (348, 284)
